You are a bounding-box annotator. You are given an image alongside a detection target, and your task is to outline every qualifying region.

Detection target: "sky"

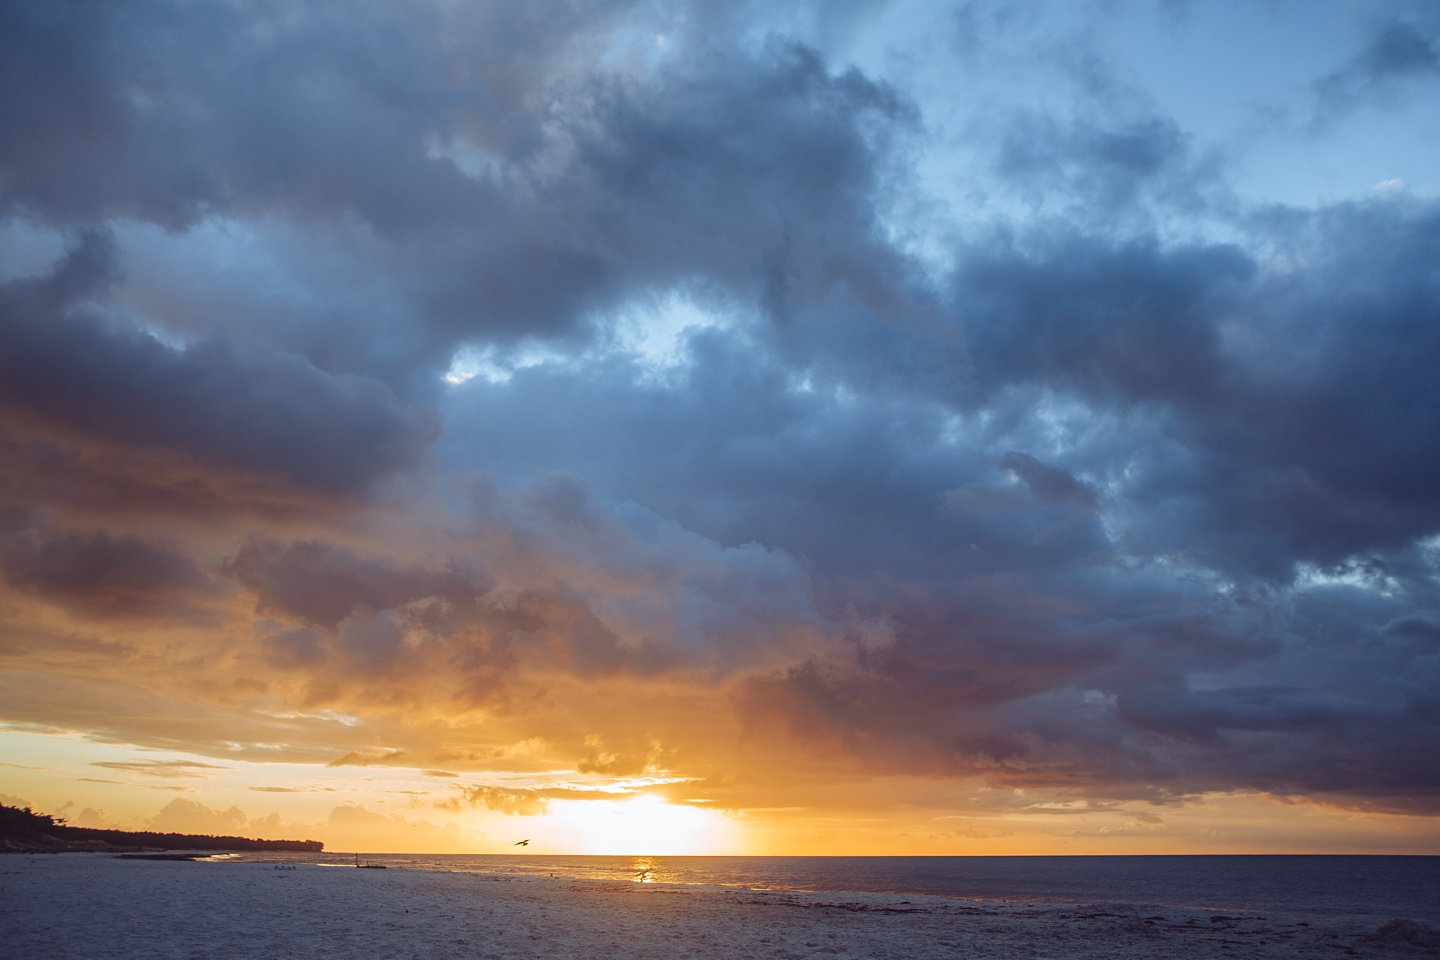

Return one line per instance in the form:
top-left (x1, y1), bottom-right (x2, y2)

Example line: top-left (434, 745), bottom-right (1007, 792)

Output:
top-left (1, 0), bottom-right (1438, 856)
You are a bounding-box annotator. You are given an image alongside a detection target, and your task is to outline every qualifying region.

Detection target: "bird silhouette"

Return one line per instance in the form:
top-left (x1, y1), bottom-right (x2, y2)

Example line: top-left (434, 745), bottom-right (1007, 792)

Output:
top-left (514, 839), bottom-right (530, 846)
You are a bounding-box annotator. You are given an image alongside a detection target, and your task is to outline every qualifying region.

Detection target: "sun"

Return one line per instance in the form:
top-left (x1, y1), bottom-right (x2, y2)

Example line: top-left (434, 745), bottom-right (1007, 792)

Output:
top-left (548, 795), bottom-right (733, 855)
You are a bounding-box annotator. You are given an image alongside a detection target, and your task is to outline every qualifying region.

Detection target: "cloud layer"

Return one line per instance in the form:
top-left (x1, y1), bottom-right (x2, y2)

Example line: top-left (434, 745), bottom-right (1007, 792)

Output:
top-left (1, 0), bottom-right (1438, 837)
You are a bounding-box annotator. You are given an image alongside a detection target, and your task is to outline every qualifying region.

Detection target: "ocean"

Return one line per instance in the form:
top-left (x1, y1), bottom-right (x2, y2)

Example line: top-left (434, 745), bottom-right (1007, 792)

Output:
top-left (222, 853), bottom-right (1440, 924)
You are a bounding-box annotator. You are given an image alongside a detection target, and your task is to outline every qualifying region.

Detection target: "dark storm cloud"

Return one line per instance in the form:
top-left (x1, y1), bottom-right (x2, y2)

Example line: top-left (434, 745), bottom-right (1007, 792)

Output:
top-left (739, 581), bottom-right (1440, 809)
top-left (441, 188), bottom-right (1440, 810)
top-left (1199, 203), bottom-right (1440, 558)
top-left (955, 233), bottom-right (1252, 406)
top-left (214, 476), bottom-right (829, 719)
top-left (739, 573), bottom-right (1246, 759)
top-left (0, 0), bottom-right (918, 371)
top-left (568, 42), bottom-right (916, 283)
top-left (223, 539), bottom-right (477, 629)
top-left (992, 115), bottom-right (1217, 218)
top-left (0, 0), bottom-right (553, 229)
top-left (0, 0), bottom-right (644, 391)
top-left (442, 336), bottom-right (988, 583)
top-left (0, 233), bottom-right (436, 503)
top-left (1313, 19), bottom-right (1440, 122)
top-left (0, 521), bottom-right (210, 619)
top-left (2, 0), bottom-right (1438, 824)
top-left (948, 200), bottom-right (1440, 576)
top-left (999, 452), bottom-right (1097, 507)
top-left (408, 36), bottom-right (923, 366)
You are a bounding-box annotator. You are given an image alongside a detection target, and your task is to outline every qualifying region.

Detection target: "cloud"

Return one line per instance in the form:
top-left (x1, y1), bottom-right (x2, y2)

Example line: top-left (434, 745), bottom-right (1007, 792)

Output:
top-left (440, 785), bottom-right (549, 817)
top-left (1312, 19), bottom-right (1440, 124)
top-left (0, 523), bottom-right (211, 619)
top-left (1000, 452), bottom-right (1099, 508)
top-left (320, 803), bottom-right (463, 852)
top-left (91, 759), bottom-right (229, 779)
top-left (327, 750), bottom-right (409, 768)
top-left (223, 539), bottom-right (477, 629)
top-left (0, 235), bottom-right (437, 517)
top-left (0, 0), bottom-right (478, 228)
top-left (147, 797), bottom-right (249, 834)
top-left (438, 781), bottom-right (648, 816)
top-left (0, 0), bottom-right (1437, 836)
top-left (991, 114), bottom-right (1213, 218)
top-left (72, 806), bottom-right (118, 828)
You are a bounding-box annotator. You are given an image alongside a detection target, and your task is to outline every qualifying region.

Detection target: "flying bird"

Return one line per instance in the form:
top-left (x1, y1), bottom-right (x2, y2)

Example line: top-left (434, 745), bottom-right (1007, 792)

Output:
top-left (514, 839), bottom-right (530, 846)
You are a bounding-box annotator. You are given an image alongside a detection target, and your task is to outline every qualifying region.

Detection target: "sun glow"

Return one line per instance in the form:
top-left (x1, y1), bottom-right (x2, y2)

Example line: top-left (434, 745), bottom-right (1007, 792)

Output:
top-left (548, 796), bottom-right (734, 856)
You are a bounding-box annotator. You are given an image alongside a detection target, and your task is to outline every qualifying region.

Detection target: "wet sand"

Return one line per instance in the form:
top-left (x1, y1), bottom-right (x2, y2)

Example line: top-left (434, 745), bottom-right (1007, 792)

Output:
top-left (2, 853), bottom-right (1436, 959)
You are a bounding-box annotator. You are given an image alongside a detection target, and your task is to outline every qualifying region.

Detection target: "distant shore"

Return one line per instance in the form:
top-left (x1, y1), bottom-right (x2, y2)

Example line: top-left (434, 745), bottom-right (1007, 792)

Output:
top-left (4, 852), bottom-right (1437, 960)
top-left (0, 802), bottom-right (322, 854)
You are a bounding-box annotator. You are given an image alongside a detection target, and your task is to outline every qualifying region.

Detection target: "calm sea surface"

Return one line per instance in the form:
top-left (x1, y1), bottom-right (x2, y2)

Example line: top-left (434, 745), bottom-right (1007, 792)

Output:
top-left (225, 853), bottom-right (1440, 923)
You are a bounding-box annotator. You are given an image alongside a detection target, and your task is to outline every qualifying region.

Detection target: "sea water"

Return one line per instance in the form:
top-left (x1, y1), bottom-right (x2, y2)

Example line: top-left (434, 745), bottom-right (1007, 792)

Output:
top-left (226, 853), bottom-right (1440, 924)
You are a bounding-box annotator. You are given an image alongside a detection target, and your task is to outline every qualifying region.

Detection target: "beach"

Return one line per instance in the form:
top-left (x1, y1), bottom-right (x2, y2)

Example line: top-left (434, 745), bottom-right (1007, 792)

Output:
top-left (3, 854), bottom-right (1438, 959)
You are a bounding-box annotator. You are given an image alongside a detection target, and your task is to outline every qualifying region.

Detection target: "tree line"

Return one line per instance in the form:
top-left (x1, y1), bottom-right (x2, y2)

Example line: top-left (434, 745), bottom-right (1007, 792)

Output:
top-left (0, 803), bottom-right (323, 852)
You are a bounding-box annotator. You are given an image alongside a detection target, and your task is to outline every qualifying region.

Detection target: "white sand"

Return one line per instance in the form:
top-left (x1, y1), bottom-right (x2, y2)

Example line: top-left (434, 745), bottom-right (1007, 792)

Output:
top-left (2, 853), bottom-right (1435, 959)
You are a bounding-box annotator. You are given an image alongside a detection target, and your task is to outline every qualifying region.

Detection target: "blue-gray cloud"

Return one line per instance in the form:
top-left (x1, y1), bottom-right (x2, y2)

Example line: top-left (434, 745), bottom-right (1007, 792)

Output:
top-left (0, 233), bottom-right (437, 503)
top-left (1313, 18), bottom-right (1440, 123)
top-left (0, 0), bottom-right (1437, 818)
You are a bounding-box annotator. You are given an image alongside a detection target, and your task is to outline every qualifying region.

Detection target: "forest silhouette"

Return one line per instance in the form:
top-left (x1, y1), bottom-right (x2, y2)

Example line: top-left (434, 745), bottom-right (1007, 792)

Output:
top-left (0, 803), bottom-right (322, 853)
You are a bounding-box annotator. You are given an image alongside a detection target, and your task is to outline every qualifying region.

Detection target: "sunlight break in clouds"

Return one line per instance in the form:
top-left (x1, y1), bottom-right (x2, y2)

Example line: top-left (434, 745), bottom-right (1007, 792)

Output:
top-left (546, 796), bottom-right (737, 856)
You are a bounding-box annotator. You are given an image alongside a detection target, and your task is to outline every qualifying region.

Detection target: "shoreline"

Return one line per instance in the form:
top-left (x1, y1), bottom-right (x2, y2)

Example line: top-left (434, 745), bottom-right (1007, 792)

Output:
top-left (4, 853), bottom-right (1438, 959)
top-left (146, 849), bottom-right (1440, 925)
